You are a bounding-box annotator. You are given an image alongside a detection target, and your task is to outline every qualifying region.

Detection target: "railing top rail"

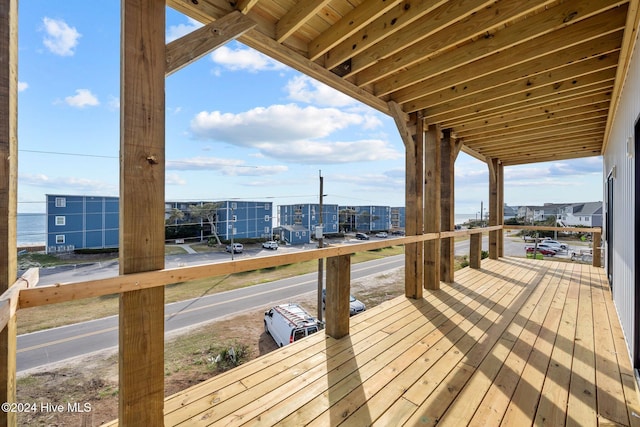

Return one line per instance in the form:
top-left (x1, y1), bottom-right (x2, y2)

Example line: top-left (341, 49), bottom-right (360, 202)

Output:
top-left (19, 227), bottom-right (504, 309)
top-left (503, 225), bottom-right (601, 233)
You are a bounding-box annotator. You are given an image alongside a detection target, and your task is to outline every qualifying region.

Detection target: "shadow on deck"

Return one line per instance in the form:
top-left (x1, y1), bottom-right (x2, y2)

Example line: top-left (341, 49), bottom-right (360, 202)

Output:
top-left (108, 257), bottom-right (640, 426)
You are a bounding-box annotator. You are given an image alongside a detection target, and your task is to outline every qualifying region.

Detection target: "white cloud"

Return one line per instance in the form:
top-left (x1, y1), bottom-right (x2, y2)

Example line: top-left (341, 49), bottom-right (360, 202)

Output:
top-left (210, 45), bottom-right (286, 73)
top-left (41, 17), bottom-right (81, 56)
top-left (65, 89), bottom-right (99, 108)
top-left (166, 18), bottom-right (203, 43)
top-left (166, 173), bottom-right (187, 185)
top-left (167, 157), bottom-right (288, 176)
top-left (190, 104), bottom-right (397, 163)
top-left (18, 82), bottom-right (28, 92)
top-left (20, 173), bottom-right (116, 193)
top-left (286, 75), bottom-right (355, 108)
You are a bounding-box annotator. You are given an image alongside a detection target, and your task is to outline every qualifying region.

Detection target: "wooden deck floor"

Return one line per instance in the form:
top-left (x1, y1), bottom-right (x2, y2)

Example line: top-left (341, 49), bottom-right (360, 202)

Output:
top-left (110, 257), bottom-right (640, 426)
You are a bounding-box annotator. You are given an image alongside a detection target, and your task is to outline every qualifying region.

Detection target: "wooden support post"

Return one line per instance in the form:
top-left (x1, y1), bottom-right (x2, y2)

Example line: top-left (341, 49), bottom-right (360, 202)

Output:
top-left (389, 102), bottom-right (423, 299)
top-left (440, 129), bottom-right (454, 283)
top-left (120, 1), bottom-right (166, 424)
top-left (470, 233), bottom-right (482, 269)
top-left (424, 124), bottom-right (441, 290)
top-left (498, 162), bottom-right (504, 257)
top-left (488, 157), bottom-right (499, 260)
top-left (593, 232), bottom-right (602, 267)
top-left (325, 254), bottom-right (351, 339)
top-left (0, 1), bottom-right (18, 425)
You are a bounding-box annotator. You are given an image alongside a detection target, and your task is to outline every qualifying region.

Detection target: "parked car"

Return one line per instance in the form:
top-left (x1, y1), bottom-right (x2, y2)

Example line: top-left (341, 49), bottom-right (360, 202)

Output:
top-left (375, 232), bottom-right (388, 238)
top-left (264, 303), bottom-right (321, 347)
top-left (322, 289), bottom-right (367, 316)
top-left (526, 246), bottom-right (556, 256)
top-left (536, 243), bottom-right (561, 253)
top-left (390, 230), bottom-right (405, 236)
top-left (541, 239), bottom-right (568, 250)
top-left (355, 232), bottom-right (369, 240)
top-left (262, 241), bottom-right (278, 250)
top-left (225, 243), bottom-right (244, 253)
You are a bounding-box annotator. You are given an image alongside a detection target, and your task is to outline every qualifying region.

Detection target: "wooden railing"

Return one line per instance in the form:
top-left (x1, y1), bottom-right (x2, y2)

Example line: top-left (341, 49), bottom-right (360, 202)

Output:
top-left (0, 224), bottom-right (604, 424)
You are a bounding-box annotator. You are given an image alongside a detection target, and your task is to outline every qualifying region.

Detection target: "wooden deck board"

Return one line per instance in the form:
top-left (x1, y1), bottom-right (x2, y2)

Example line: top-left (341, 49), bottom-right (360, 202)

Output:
top-left (104, 257), bottom-right (640, 427)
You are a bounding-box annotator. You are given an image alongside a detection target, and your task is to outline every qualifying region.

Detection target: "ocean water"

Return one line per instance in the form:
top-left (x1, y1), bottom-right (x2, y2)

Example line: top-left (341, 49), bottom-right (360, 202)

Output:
top-left (17, 213), bottom-right (46, 246)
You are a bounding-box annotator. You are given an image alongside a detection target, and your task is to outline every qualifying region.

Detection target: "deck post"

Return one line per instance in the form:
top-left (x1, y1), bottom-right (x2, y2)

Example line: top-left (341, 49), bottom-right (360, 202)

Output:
top-left (425, 123), bottom-right (441, 289)
top-left (119, 0), bottom-right (166, 425)
top-left (440, 129), bottom-right (455, 283)
top-left (593, 231), bottom-right (602, 267)
top-left (325, 254), bottom-right (351, 339)
top-left (488, 157), bottom-right (499, 260)
top-left (470, 233), bottom-right (482, 269)
top-left (0, 1), bottom-right (18, 425)
top-left (389, 102), bottom-right (423, 299)
top-left (498, 162), bottom-right (504, 257)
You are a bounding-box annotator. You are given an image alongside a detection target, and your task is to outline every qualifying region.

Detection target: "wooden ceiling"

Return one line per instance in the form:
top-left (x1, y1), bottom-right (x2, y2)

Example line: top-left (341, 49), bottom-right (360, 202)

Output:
top-left (167, 0), bottom-right (640, 166)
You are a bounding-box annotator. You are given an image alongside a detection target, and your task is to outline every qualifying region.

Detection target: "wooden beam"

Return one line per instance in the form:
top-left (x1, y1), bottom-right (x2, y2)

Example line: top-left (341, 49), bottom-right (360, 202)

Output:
top-left (0, 0), bottom-right (18, 424)
top-left (404, 112), bottom-right (424, 299)
top-left (308, 0), bottom-right (401, 61)
top-left (488, 157), bottom-right (499, 260)
top-left (235, 0), bottom-right (260, 14)
top-left (376, 3), bottom-right (628, 97)
top-left (166, 11), bottom-right (256, 76)
top-left (424, 124), bottom-right (441, 290)
top-left (276, 0), bottom-right (331, 43)
top-left (498, 162), bottom-right (504, 257)
top-left (388, 101), bottom-right (412, 147)
top-left (592, 232), bottom-right (602, 267)
top-left (120, 1), bottom-right (165, 424)
top-left (469, 233), bottom-right (482, 269)
top-left (325, 254), bottom-right (351, 339)
top-left (323, 0), bottom-right (447, 71)
top-left (355, 0), bottom-right (547, 85)
top-left (440, 129), bottom-right (455, 283)
top-left (0, 269), bottom-right (37, 331)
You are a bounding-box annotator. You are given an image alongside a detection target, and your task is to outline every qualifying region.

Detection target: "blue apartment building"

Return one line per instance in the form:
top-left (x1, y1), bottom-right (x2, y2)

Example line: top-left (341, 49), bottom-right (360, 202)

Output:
top-left (278, 203), bottom-right (339, 244)
top-left (390, 207), bottom-right (406, 230)
top-left (46, 194), bottom-right (119, 253)
top-left (217, 201), bottom-right (273, 241)
top-left (340, 205), bottom-right (391, 232)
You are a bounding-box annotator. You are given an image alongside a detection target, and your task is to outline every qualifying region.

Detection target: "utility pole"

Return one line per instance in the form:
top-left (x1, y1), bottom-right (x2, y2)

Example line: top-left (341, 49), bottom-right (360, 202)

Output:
top-left (317, 171), bottom-right (324, 322)
top-left (230, 203), bottom-right (235, 261)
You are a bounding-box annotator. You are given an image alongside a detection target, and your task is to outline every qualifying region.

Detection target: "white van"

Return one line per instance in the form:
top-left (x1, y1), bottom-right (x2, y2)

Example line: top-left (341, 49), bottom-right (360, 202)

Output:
top-left (264, 303), bottom-right (321, 347)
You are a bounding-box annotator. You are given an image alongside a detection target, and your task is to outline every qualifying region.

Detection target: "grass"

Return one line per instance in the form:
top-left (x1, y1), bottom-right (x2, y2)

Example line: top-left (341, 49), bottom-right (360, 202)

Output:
top-left (16, 246), bottom-right (405, 334)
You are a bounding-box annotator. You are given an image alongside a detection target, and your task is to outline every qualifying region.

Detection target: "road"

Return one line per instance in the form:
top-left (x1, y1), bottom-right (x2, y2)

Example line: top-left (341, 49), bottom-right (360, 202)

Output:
top-left (18, 255), bottom-right (405, 373)
top-left (19, 232), bottom-right (577, 373)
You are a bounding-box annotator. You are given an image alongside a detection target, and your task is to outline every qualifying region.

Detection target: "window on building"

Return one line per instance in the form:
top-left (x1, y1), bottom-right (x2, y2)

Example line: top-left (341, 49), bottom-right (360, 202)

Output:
top-left (55, 197), bottom-right (66, 208)
top-left (232, 215), bottom-right (237, 222)
top-left (55, 235), bottom-right (65, 244)
top-left (264, 227), bottom-right (269, 233)
top-left (265, 215), bottom-right (270, 221)
top-left (231, 202), bottom-right (237, 209)
top-left (264, 203), bottom-right (270, 210)
top-left (55, 216), bottom-right (65, 226)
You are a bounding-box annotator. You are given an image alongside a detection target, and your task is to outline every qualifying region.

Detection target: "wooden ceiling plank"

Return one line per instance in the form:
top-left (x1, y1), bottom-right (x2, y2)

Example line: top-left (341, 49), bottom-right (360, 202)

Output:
top-left (430, 79), bottom-right (614, 127)
top-left (236, 0), bottom-right (261, 14)
top-left (166, 11), bottom-right (256, 76)
top-left (467, 127), bottom-right (606, 149)
top-left (276, 0), bottom-right (332, 43)
top-left (354, 0), bottom-right (555, 85)
top-left (308, 0), bottom-right (403, 61)
top-left (480, 141), bottom-right (604, 158)
top-left (446, 91), bottom-right (612, 131)
top-left (377, 3), bottom-right (628, 97)
top-left (424, 67), bottom-right (616, 123)
top-left (466, 121), bottom-right (607, 146)
top-left (501, 150), bottom-right (603, 165)
top-left (407, 50), bottom-right (619, 114)
top-left (469, 131), bottom-right (605, 151)
top-left (456, 109), bottom-right (609, 140)
top-left (323, 0), bottom-right (449, 70)
top-left (397, 29), bottom-right (622, 107)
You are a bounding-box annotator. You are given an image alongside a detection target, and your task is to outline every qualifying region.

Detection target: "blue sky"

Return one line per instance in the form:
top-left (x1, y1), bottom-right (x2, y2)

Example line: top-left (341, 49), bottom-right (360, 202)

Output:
top-left (16, 2), bottom-right (604, 215)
